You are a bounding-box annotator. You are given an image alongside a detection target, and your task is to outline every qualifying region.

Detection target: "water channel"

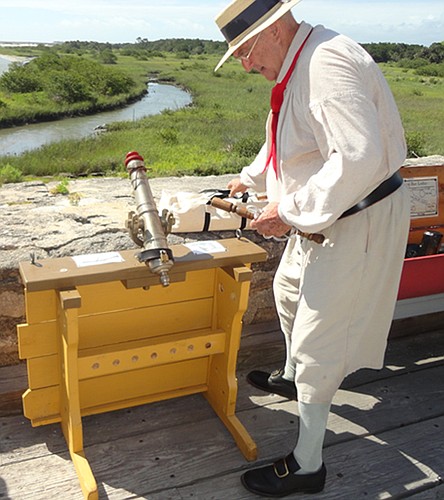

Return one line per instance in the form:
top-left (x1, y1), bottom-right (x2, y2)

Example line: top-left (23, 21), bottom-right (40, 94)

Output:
top-left (0, 56), bottom-right (192, 157)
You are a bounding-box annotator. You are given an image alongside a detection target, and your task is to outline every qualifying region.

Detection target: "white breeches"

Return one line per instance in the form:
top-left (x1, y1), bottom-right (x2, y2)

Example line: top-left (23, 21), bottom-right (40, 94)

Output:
top-left (273, 185), bottom-right (410, 403)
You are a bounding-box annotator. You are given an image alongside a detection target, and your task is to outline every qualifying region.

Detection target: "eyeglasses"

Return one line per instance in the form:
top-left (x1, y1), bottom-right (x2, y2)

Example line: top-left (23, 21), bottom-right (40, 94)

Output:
top-left (237, 32), bottom-right (262, 62)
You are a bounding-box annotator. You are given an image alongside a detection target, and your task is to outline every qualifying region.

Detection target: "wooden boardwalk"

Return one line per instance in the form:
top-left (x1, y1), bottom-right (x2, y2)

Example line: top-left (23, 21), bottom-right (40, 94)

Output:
top-left (1, 321), bottom-right (443, 499)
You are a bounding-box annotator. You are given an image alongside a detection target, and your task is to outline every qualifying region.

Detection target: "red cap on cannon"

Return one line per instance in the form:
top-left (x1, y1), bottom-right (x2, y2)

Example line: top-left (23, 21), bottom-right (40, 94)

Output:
top-left (125, 151), bottom-right (144, 167)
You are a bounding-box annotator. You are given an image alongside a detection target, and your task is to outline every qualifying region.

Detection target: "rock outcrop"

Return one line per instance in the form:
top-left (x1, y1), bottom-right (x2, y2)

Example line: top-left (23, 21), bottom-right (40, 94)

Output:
top-left (0, 174), bottom-right (283, 366)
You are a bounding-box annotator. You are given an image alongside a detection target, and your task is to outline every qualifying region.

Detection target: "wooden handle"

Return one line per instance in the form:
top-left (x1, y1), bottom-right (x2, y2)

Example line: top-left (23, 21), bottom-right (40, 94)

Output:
top-left (210, 197), bottom-right (255, 220)
top-left (211, 198), bottom-right (325, 244)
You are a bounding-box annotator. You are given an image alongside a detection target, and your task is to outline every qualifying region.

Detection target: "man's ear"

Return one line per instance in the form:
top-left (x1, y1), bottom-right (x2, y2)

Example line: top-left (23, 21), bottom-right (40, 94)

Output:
top-left (269, 23), bottom-right (281, 42)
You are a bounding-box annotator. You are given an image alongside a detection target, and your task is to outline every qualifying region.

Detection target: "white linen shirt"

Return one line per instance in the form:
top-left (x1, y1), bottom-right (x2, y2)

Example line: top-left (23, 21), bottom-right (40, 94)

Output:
top-left (239, 22), bottom-right (407, 234)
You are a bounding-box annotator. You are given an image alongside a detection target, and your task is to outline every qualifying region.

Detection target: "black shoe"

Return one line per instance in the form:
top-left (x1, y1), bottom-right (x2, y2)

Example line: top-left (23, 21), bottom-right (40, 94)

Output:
top-left (246, 369), bottom-right (297, 400)
top-left (241, 453), bottom-right (326, 497)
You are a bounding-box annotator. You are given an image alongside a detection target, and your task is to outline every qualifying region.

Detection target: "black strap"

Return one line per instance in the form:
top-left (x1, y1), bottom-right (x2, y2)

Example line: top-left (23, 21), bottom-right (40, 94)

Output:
top-left (203, 190), bottom-right (229, 231)
top-left (340, 172), bottom-right (403, 219)
top-left (203, 190), bottom-right (250, 232)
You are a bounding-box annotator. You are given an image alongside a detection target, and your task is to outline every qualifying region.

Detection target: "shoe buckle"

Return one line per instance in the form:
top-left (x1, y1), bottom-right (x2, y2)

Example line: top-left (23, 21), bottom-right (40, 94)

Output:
top-left (273, 458), bottom-right (290, 478)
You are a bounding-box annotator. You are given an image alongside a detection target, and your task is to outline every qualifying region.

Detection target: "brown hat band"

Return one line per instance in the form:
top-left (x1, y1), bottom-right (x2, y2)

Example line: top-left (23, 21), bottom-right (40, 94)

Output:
top-left (221, 0), bottom-right (281, 43)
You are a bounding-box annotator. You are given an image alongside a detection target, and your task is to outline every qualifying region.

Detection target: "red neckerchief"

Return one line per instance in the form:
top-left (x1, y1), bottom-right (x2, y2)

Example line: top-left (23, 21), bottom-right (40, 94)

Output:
top-left (265, 28), bottom-right (313, 177)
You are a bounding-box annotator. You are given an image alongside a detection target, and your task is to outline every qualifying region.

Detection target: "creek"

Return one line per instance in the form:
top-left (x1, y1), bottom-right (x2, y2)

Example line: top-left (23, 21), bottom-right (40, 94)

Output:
top-left (0, 57), bottom-right (192, 157)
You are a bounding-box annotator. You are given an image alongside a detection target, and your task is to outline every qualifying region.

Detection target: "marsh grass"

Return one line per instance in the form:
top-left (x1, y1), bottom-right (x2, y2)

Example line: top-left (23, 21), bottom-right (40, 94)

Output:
top-left (0, 53), bottom-right (443, 180)
top-left (381, 64), bottom-right (444, 155)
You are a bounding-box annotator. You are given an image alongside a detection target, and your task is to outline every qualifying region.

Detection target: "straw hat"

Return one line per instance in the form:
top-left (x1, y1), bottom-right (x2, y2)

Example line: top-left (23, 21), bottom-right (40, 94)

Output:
top-left (215, 0), bottom-right (302, 71)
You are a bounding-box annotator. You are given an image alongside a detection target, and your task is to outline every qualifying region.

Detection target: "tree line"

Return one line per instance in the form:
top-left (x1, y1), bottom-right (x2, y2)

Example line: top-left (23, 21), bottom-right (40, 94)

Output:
top-left (361, 42), bottom-right (444, 76)
top-left (53, 38), bottom-right (444, 75)
top-left (54, 38), bottom-right (442, 61)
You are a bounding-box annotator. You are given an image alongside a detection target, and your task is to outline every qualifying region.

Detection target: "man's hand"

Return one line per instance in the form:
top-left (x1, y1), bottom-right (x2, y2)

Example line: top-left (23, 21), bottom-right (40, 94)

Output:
top-left (227, 177), bottom-right (248, 197)
top-left (250, 202), bottom-right (291, 238)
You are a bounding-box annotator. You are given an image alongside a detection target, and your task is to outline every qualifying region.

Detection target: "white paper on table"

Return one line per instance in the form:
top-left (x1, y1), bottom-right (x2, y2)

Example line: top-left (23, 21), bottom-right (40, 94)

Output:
top-left (72, 251), bottom-right (125, 268)
top-left (184, 241), bottom-right (227, 255)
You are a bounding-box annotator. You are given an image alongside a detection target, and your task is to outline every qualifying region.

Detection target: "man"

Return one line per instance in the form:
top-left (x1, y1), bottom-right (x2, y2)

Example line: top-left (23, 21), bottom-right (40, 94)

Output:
top-left (214, 0), bottom-right (410, 497)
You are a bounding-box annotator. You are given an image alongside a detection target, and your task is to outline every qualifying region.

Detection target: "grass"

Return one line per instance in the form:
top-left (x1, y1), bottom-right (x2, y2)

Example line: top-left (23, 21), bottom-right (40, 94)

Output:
top-left (0, 52), bottom-right (443, 181)
top-left (380, 64), bottom-right (444, 156)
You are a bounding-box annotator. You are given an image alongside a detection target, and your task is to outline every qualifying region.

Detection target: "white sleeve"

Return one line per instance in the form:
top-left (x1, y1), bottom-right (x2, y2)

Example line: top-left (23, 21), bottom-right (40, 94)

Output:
top-left (279, 88), bottom-right (406, 233)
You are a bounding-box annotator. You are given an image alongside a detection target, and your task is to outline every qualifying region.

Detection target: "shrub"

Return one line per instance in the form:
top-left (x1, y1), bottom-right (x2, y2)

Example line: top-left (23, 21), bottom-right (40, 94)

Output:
top-left (0, 63), bottom-right (43, 93)
top-left (0, 164), bottom-right (23, 185)
top-left (232, 137), bottom-right (262, 158)
top-left (415, 63), bottom-right (444, 78)
top-left (0, 52), bottom-right (136, 103)
top-left (157, 128), bottom-right (179, 145)
top-left (98, 49), bottom-right (117, 65)
top-left (50, 178), bottom-right (70, 195)
top-left (406, 131), bottom-right (427, 158)
top-left (47, 72), bottom-right (93, 103)
top-left (99, 69), bottom-right (135, 96)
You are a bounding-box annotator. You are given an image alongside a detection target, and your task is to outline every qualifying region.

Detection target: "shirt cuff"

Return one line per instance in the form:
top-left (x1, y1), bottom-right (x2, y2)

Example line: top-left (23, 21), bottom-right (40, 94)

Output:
top-left (278, 194), bottom-right (299, 227)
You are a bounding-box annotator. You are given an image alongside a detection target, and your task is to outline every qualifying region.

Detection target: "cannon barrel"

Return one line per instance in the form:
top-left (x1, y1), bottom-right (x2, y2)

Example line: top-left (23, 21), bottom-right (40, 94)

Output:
top-left (125, 151), bottom-right (174, 287)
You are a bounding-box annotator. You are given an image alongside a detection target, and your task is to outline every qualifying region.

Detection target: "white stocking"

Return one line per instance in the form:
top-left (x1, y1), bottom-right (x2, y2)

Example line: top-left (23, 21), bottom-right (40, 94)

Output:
top-left (282, 332), bottom-right (296, 381)
top-left (293, 401), bottom-right (331, 474)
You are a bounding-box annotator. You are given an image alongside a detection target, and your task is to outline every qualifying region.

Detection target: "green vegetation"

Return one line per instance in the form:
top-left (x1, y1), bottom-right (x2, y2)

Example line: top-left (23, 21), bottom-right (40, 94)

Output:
top-left (380, 63), bottom-right (444, 156)
top-left (50, 178), bottom-right (70, 195)
top-left (0, 51), bottom-right (273, 179)
top-left (0, 164), bottom-right (23, 184)
top-left (0, 51), bottom-right (140, 127)
top-left (0, 39), bottom-right (443, 182)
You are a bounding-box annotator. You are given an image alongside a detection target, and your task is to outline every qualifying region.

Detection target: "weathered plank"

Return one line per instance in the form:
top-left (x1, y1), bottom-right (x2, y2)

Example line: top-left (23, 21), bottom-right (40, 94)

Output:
top-left (0, 449), bottom-right (84, 500)
top-left (0, 363), bottom-right (27, 417)
top-left (2, 361), bottom-right (444, 499)
top-left (407, 483), bottom-right (444, 499)
top-left (3, 360), bottom-right (444, 466)
top-left (2, 325), bottom-right (444, 499)
top-left (160, 416), bottom-right (444, 499)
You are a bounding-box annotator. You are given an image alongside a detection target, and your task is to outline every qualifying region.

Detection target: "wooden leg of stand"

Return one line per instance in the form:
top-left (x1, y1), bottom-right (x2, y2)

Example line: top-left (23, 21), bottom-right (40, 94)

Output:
top-left (58, 290), bottom-right (98, 500)
top-left (205, 267), bottom-right (257, 461)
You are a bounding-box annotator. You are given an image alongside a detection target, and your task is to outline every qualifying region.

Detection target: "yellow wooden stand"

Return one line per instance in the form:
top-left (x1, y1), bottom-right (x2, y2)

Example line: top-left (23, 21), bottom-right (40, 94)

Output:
top-left (17, 238), bottom-right (267, 499)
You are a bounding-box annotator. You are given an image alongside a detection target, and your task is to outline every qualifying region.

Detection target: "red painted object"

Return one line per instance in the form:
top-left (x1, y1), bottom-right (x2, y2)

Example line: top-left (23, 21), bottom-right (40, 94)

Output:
top-left (397, 253), bottom-right (444, 300)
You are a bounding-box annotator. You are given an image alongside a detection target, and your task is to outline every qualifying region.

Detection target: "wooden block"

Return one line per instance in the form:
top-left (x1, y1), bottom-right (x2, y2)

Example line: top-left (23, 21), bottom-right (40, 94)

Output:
top-left (221, 266), bottom-right (253, 283)
top-left (22, 386), bottom-right (61, 426)
top-left (18, 322), bottom-right (58, 359)
top-left (27, 355), bottom-right (60, 389)
top-left (60, 290), bottom-right (81, 310)
top-left (25, 290), bottom-right (57, 323)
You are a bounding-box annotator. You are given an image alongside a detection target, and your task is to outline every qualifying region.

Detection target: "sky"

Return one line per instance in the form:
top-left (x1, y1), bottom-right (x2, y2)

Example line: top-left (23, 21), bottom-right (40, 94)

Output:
top-left (0, 0), bottom-right (442, 47)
